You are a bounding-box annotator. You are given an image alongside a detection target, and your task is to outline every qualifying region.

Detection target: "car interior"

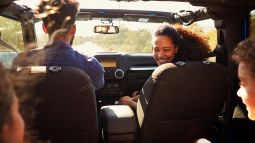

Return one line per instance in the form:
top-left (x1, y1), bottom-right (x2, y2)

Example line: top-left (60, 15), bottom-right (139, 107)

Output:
top-left (0, 0), bottom-right (255, 142)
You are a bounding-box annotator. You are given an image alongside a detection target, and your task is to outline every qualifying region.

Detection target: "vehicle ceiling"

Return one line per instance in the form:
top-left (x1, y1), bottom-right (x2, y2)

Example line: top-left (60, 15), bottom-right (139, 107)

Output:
top-left (1, 0), bottom-right (255, 9)
top-left (115, 0), bottom-right (255, 19)
top-left (0, 0), bottom-right (209, 26)
top-left (78, 8), bottom-right (210, 25)
top-left (122, 0), bottom-right (255, 8)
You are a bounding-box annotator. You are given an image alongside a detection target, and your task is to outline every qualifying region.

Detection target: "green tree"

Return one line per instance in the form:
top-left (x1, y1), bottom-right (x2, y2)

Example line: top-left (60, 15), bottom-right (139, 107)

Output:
top-left (187, 22), bottom-right (217, 51)
top-left (187, 23), bottom-right (204, 33)
top-left (206, 29), bottom-right (217, 50)
top-left (89, 27), bottom-right (152, 53)
top-left (0, 16), bottom-right (23, 52)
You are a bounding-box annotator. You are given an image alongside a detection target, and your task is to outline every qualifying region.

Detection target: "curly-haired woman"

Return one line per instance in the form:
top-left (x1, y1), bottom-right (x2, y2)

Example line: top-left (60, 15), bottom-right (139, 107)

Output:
top-left (119, 24), bottom-right (211, 109)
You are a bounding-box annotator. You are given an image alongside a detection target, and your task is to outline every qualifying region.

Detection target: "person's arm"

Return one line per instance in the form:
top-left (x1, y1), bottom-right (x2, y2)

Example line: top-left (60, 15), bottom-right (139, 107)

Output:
top-left (83, 57), bottom-right (105, 90)
top-left (119, 96), bottom-right (138, 109)
top-left (119, 91), bottom-right (140, 109)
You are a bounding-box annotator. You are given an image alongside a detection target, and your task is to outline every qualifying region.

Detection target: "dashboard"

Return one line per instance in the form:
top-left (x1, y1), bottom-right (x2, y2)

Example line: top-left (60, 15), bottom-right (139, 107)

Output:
top-left (94, 53), bottom-right (157, 105)
top-left (100, 58), bottom-right (117, 68)
top-left (97, 57), bottom-right (124, 80)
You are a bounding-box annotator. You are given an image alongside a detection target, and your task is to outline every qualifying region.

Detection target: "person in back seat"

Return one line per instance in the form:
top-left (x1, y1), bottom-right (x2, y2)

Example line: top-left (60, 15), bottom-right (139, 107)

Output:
top-left (119, 24), bottom-right (210, 108)
top-left (232, 36), bottom-right (255, 120)
top-left (0, 64), bottom-right (25, 143)
top-left (13, 0), bottom-right (104, 90)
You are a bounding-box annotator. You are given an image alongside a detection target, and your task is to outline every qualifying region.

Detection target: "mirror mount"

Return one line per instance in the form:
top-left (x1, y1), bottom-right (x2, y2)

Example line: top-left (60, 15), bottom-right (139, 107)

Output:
top-left (101, 19), bottom-right (114, 26)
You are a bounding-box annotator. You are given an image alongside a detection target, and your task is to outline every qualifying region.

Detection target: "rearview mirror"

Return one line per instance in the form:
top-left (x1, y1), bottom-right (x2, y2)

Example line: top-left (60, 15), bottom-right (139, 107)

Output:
top-left (94, 25), bottom-right (119, 34)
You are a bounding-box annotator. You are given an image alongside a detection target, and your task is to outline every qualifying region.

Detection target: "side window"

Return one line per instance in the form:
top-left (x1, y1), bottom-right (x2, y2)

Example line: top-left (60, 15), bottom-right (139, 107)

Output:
top-left (0, 16), bottom-right (23, 68)
top-left (187, 19), bottom-right (217, 50)
top-left (250, 10), bottom-right (255, 36)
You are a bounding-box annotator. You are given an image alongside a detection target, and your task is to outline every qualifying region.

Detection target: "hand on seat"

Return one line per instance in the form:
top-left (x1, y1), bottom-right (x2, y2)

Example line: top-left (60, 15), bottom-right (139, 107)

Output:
top-left (119, 91), bottom-right (140, 109)
top-left (119, 98), bottom-right (136, 109)
top-left (119, 96), bottom-right (137, 109)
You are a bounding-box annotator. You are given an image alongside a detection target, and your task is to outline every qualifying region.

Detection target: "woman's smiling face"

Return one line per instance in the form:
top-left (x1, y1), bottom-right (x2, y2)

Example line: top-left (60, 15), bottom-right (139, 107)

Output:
top-left (153, 35), bottom-right (178, 65)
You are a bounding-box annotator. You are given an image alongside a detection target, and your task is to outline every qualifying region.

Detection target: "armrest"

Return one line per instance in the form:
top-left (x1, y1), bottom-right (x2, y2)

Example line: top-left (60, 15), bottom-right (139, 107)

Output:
top-left (100, 105), bottom-right (137, 143)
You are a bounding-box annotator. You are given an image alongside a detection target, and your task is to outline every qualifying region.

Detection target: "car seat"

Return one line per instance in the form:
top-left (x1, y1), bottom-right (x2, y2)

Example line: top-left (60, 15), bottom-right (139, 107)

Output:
top-left (16, 66), bottom-right (98, 143)
top-left (100, 61), bottom-right (228, 143)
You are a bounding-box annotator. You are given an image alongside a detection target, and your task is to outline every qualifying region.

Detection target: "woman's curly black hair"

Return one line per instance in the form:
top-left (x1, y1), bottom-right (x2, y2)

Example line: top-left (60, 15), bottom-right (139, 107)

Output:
top-left (153, 24), bottom-right (211, 62)
top-left (36, 0), bottom-right (80, 35)
top-left (173, 24), bottom-right (211, 62)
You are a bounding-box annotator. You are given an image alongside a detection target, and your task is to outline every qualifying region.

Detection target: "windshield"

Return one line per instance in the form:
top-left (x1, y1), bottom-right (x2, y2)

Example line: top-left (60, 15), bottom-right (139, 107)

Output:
top-left (33, 0), bottom-right (215, 56)
top-left (35, 21), bottom-right (215, 56)
top-left (73, 20), bottom-right (161, 55)
top-left (36, 19), bottom-right (162, 55)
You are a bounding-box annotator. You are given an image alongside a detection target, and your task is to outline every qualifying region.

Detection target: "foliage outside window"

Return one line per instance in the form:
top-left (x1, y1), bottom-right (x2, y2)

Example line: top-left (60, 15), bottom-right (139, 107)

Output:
top-left (0, 16), bottom-right (24, 52)
top-left (35, 19), bottom-right (216, 56)
top-left (186, 21), bottom-right (217, 51)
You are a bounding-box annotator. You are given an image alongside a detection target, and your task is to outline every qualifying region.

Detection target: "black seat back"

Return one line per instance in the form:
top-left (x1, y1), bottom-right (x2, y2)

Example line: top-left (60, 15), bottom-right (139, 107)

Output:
top-left (137, 62), bottom-right (228, 143)
top-left (17, 66), bottom-right (98, 143)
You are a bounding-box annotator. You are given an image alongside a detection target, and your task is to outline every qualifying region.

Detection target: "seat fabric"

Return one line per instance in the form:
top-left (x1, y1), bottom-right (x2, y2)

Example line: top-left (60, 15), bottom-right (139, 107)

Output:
top-left (137, 62), bottom-right (228, 143)
top-left (16, 66), bottom-right (98, 143)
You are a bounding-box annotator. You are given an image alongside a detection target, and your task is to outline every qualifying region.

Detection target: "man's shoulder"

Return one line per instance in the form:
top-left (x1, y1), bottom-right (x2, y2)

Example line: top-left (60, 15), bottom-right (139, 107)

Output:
top-left (71, 50), bottom-right (92, 60)
top-left (16, 48), bottom-right (44, 59)
top-left (12, 48), bottom-right (45, 68)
